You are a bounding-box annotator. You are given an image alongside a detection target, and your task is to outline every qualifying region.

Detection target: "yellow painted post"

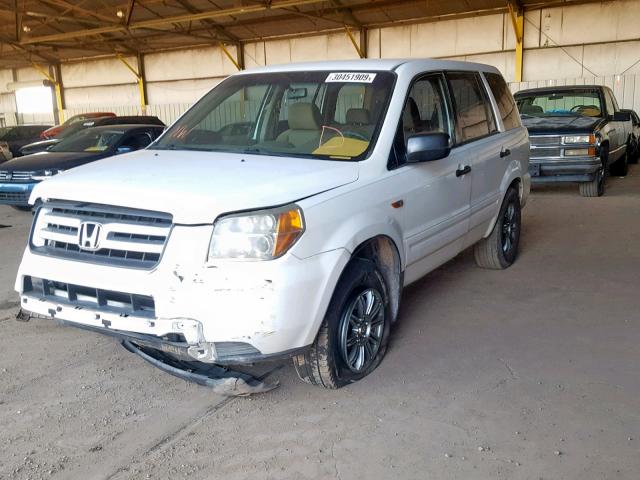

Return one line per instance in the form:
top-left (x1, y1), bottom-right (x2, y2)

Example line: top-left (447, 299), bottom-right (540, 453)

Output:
top-left (219, 42), bottom-right (242, 71)
top-left (32, 62), bottom-right (65, 123)
top-left (345, 26), bottom-right (366, 59)
top-left (116, 54), bottom-right (147, 112)
top-left (508, 3), bottom-right (524, 82)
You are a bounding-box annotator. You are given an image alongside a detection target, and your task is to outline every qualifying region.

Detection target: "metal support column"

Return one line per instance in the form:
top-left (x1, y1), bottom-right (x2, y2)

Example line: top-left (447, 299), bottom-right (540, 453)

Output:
top-left (508, 2), bottom-right (524, 82)
top-left (116, 54), bottom-right (147, 112)
top-left (345, 25), bottom-right (366, 59)
top-left (32, 62), bottom-right (65, 124)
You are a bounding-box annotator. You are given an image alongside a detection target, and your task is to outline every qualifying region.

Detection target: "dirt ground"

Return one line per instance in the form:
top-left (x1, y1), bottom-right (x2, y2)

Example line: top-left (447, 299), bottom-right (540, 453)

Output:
top-left (1, 167), bottom-right (639, 480)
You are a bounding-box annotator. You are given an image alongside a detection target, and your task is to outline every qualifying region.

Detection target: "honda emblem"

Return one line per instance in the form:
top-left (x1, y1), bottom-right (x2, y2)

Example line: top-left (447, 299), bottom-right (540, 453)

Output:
top-left (78, 222), bottom-right (103, 251)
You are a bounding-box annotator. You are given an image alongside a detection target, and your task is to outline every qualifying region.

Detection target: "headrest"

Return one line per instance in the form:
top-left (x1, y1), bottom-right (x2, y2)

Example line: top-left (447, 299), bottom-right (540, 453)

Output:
top-left (287, 103), bottom-right (322, 130)
top-left (346, 108), bottom-right (370, 125)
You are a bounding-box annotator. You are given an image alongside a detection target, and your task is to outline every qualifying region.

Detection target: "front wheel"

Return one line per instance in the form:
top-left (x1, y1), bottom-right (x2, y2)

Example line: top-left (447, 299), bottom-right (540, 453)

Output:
top-left (579, 164), bottom-right (606, 197)
top-left (293, 259), bottom-right (391, 389)
top-left (474, 186), bottom-right (521, 270)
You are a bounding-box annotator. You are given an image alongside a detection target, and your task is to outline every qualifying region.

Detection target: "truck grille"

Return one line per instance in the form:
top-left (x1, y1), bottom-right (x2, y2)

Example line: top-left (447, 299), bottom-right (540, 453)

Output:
top-left (0, 191), bottom-right (30, 204)
top-left (0, 170), bottom-right (34, 182)
top-left (23, 276), bottom-right (155, 318)
top-left (529, 136), bottom-right (561, 147)
top-left (31, 201), bottom-right (172, 269)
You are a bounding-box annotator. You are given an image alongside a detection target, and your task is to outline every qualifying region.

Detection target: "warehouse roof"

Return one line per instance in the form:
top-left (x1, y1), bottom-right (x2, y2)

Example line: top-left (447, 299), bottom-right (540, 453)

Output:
top-left (0, 0), bottom-right (611, 68)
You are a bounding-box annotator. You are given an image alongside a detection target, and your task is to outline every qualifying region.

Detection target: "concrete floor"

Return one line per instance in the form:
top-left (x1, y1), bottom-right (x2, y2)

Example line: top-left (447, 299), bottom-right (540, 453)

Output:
top-left (1, 167), bottom-right (639, 480)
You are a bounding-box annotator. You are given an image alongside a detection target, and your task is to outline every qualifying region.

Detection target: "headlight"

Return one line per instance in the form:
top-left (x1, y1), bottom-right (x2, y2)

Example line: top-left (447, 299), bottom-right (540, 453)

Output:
top-left (563, 135), bottom-right (595, 144)
top-left (208, 205), bottom-right (304, 261)
top-left (564, 148), bottom-right (594, 156)
top-left (32, 169), bottom-right (63, 181)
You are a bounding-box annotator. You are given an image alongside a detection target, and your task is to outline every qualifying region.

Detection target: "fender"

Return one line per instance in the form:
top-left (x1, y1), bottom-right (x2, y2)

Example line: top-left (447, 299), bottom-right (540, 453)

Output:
top-left (483, 161), bottom-right (525, 238)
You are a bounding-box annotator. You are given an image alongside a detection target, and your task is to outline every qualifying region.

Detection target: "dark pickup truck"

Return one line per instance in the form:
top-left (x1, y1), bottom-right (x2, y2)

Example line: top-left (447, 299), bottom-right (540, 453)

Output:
top-left (514, 85), bottom-right (632, 197)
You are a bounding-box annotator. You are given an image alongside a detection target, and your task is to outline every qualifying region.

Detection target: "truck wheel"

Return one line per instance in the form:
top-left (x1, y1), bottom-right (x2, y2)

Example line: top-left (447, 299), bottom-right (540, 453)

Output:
top-left (610, 149), bottom-right (629, 177)
top-left (474, 186), bottom-right (521, 270)
top-left (579, 164), bottom-right (606, 197)
top-left (293, 259), bottom-right (391, 389)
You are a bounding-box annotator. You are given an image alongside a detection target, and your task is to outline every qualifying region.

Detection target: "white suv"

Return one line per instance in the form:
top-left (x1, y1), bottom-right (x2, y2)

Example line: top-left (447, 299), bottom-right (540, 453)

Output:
top-left (16, 59), bottom-right (530, 388)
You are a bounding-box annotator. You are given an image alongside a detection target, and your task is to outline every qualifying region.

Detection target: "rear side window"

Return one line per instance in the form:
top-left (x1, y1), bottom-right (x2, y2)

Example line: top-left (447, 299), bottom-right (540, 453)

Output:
top-left (447, 72), bottom-right (497, 144)
top-left (485, 73), bottom-right (520, 131)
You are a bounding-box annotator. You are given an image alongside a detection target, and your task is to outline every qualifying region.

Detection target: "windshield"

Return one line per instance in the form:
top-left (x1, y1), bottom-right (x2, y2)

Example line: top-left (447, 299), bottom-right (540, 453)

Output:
top-left (515, 90), bottom-right (603, 118)
top-left (152, 71), bottom-right (395, 160)
top-left (50, 128), bottom-right (124, 153)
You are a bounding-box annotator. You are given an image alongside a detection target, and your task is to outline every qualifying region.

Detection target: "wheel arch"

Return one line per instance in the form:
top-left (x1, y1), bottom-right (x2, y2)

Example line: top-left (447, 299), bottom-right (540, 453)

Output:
top-left (349, 235), bottom-right (403, 323)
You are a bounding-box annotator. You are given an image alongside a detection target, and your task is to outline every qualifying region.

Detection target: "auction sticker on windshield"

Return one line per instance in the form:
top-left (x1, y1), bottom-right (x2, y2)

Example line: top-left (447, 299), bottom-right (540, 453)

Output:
top-left (325, 72), bottom-right (376, 83)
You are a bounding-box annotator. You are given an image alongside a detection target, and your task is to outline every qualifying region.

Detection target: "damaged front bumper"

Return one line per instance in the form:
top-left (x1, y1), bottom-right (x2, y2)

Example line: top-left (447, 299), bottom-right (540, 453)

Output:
top-left (15, 224), bottom-right (350, 365)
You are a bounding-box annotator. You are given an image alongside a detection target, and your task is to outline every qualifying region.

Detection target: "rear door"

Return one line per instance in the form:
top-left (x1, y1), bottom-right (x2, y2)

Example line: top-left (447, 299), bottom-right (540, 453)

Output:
top-left (445, 71), bottom-right (502, 244)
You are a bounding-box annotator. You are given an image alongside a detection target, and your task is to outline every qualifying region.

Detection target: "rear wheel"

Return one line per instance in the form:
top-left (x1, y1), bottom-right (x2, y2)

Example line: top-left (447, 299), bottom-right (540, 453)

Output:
top-left (293, 259), bottom-right (391, 389)
top-left (474, 186), bottom-right (521, 270)
top-left (610, 149), bottom-right (629, 177)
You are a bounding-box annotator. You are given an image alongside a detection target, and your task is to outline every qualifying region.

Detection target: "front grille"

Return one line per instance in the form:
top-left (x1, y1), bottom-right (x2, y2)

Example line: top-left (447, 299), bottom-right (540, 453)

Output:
top-left (531, 147), bottom-right (563, 158)
top-left (529, 136), bottom-right (561, 147)
top-left (23, 276), bottom-right (155, 318)
top-left (0, 170), bottom-right (34, 182)
top-left (0, 191), bottom-right (29, 203)
top-left (31, 201), bottom-right (172, 269)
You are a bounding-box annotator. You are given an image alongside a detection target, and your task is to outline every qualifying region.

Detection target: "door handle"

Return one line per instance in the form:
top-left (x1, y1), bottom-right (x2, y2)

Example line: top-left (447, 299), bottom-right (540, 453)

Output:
top-left (500, 148), bottom-right (511, 158)
top-left (456, 165), bottom-right (472, 177)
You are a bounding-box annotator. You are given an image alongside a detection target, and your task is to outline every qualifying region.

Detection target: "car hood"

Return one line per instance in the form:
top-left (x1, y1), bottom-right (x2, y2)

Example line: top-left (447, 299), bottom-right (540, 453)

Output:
top-left (1, 151), bottom-right (104, 171)
top-left (521, 115), bottom-right (604, 134)
top-left (31, 149), bottom-right (360, 224)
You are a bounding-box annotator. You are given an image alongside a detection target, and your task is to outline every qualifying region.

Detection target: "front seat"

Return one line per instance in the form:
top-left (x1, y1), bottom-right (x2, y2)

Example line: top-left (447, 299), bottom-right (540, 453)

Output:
top-left (276, 103), bottom-right (323, 149)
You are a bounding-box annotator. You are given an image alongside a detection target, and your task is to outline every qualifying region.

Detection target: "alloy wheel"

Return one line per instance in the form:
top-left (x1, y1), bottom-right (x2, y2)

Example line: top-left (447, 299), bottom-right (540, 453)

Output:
top-left (339, 288), bottom-right (385, 373)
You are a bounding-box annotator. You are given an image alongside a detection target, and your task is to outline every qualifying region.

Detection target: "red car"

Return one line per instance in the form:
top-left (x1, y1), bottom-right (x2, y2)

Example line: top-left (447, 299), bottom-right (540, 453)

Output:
top-left (40, 112), bottom-right (116, 139)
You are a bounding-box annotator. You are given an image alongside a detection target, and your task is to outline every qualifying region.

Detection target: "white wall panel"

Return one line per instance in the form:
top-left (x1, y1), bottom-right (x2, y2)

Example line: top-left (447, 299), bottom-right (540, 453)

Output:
top-left (64, 84), bottom-right (139, 108)
top-left (0, 69), bottom-right (14, 93)
top-left (16, 67), bottom-right (43, 83)
top-left (147, 78), bottom-right (221, 105)
top-left (144, 46), bottom-right (238, 82)
top-left (62, 57), bottom-right (138, 88)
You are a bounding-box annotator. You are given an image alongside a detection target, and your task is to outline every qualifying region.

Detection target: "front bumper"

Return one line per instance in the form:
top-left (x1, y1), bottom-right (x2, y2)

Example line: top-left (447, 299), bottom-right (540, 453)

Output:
top-left (0, 182), bottom-right (36, 206)
top-left (16, 224), bottom-right (350, 364)
top-left (529, 156), bottom-right (601, 183)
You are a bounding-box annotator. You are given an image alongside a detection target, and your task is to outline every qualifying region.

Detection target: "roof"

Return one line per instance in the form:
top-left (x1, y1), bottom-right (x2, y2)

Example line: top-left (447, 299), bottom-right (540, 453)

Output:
top-left (514, 85), bottom-right (607, 95)
top-left (82, 124), bottom-right (164, 132)
top-left (1, 0), bottom-right (608, 69)
top-left (241, 58), bottom-right (502, 74)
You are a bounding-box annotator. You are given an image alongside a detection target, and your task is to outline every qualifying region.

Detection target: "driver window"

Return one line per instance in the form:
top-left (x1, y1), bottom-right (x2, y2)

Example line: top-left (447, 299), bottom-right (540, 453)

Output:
top-left (389, 75), bottom-right (451, 169)
top-left (402, 75), bottom-right (451, 144)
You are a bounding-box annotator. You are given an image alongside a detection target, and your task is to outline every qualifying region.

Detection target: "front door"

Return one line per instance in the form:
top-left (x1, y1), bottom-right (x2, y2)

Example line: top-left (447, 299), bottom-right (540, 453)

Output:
top-left (396, 73), bottom-right (472, 283)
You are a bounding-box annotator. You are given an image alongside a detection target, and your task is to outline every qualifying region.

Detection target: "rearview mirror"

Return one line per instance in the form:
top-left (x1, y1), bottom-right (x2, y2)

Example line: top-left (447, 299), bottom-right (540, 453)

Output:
top-left (406, 133), bottom-right (451, 163)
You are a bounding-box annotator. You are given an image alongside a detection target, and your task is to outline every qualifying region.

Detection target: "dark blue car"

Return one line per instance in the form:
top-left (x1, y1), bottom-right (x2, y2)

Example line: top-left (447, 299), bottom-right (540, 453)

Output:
top-left (0, 124), bottom-right (165, 210)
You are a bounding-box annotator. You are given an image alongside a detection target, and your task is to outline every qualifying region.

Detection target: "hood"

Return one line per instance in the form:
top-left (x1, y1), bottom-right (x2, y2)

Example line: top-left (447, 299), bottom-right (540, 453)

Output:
top-left (1, 151), bottom-right (102, 171)
top-left (521, 115), bottom-right (604, 134)
top-left (31, 149), bottom-right (360, 224)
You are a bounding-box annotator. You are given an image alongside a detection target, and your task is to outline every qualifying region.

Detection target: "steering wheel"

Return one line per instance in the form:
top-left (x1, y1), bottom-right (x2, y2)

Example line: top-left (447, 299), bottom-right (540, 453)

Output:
top-left (341, 130), bottom-right (369, 142)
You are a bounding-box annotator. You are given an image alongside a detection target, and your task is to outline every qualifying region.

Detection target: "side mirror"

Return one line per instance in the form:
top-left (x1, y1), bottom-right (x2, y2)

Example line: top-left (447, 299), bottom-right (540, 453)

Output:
top-left (613, 111), bottom-right (631, 122)
top-left (406, 133), bottom-right (451, 163)
top-left (116, 146), bottom-right (133, 154)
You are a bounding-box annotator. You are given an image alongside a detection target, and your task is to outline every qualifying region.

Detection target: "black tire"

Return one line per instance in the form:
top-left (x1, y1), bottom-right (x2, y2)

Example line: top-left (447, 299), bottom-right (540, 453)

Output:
top-left (293, 259), bottom-right (391, 389)
top-left (474, 186), bottom-right (521, 270)
top-left (610, 148), bottom-right (629, 177)
top-left (579, 151), bottom-right (607, 197)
